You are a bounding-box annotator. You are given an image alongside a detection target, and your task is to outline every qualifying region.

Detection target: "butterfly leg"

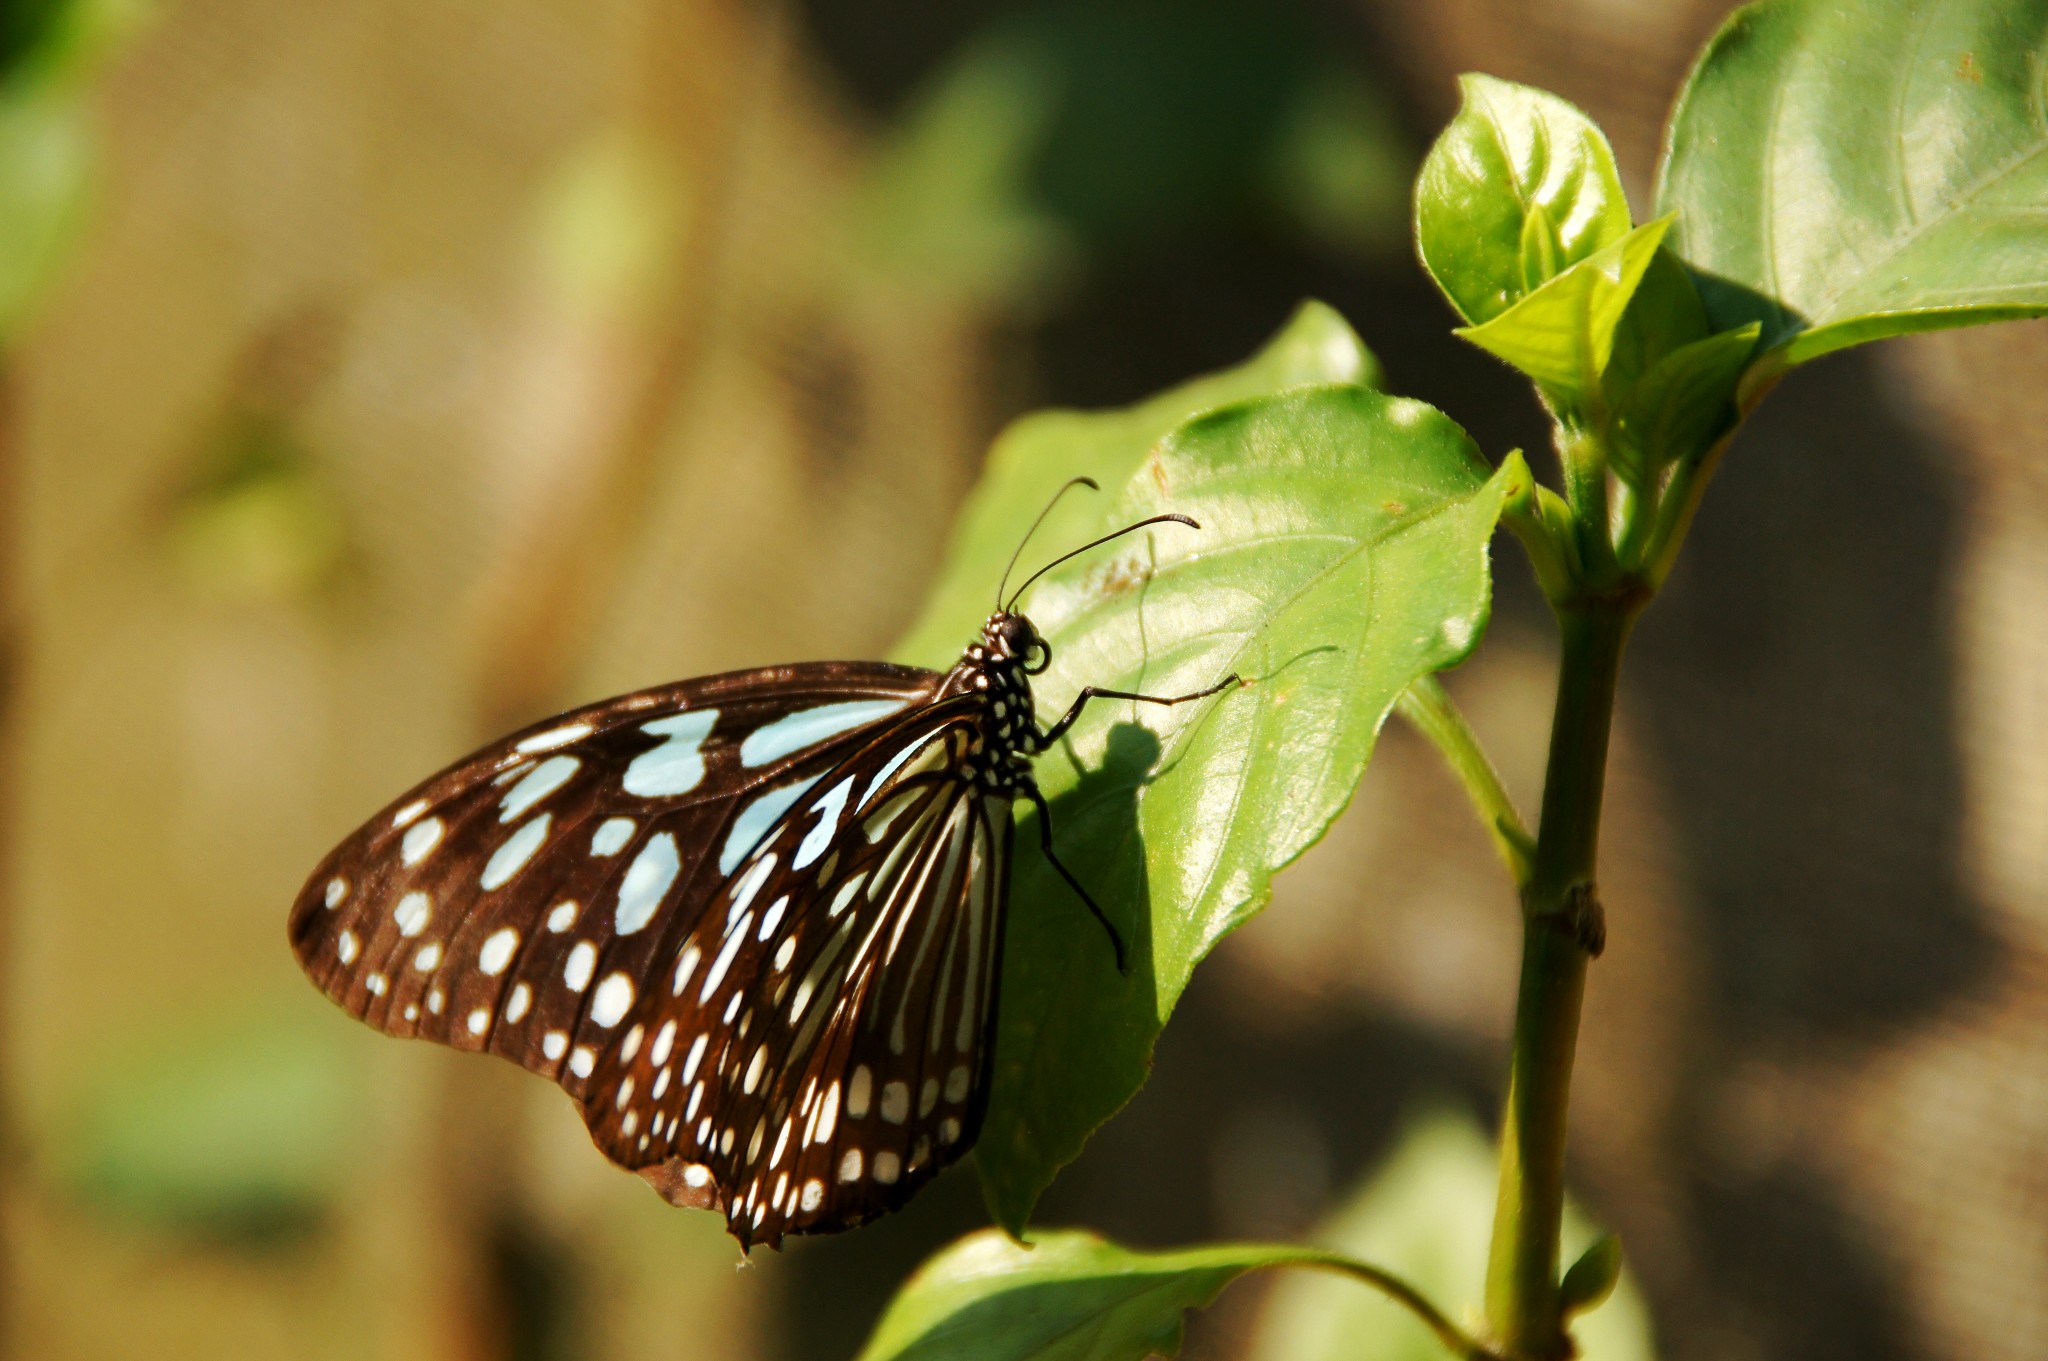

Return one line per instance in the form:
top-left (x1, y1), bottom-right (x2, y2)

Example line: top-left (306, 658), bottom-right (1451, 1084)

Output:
top-left (1024, 785), bottom-right (1129, 975)
top-left (1038, 673), bottom-right (1240, 748)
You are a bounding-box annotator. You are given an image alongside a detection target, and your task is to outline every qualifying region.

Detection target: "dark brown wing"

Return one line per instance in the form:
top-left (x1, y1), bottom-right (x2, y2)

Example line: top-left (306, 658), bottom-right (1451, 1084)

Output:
top-left (587, 715), bottom-right (1013, 1248)
top-left (287, 662), bottom-right (945, 1095)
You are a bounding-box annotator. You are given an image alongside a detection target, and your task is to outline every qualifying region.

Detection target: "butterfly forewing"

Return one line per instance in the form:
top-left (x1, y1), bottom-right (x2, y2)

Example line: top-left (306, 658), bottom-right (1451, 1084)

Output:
top-left (290, 664), bottom-right (945, 1089)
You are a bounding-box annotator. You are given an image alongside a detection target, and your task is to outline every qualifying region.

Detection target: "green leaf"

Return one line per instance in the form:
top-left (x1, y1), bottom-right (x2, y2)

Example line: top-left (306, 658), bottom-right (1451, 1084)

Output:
top-left (1417, 74), bottom-right (1632, 326)
top-left (1245, 1109), bottom-right (1658, 1361)
top-left (977, 387), bottom-right (1520, 1231)
top-left (1601, 247), bottom-right (1711, 404)
top-left (891, 300), bottom-right (1379, 669)
top-left (1453, 216), bottom-right (1671, 401)
top-left (1559, 1235), bottom-right (1624, 1320)
top-left (1659, 0), bottom-right (2048, 380)
top-left (1611, 322), bottom-right (1759, 485)
top-left (856, 1229), bottom-right (1335, 1361)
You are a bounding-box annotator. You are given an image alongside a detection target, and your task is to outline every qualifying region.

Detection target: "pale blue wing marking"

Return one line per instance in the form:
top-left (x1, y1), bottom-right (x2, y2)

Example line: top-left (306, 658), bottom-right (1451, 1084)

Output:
top-left (720, 775), bottom-right (822, 875)
top-left (590, 817), bottom-right (635, 856)
top-left (500, 755), bottom-right (579, 822)
top-left (738, 699), bottom-right (909, 769)
top-left (793, 776), bottom-right (855, 870)
top-left (624, 710), bottom-right (720, 797)
top-left (614, 832), bottom-right (681, 934)
top-left (481, 814), bottom-right (552, 890)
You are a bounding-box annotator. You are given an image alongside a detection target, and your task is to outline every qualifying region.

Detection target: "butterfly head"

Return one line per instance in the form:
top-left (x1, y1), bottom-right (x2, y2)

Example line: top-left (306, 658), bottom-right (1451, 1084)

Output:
top-left (983, 611), bottom-right (1051, 675)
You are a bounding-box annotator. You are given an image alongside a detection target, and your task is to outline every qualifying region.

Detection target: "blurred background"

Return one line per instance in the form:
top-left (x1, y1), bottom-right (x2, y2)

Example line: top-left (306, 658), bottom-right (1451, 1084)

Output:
top-left (2, 0), bottom-right (2045, 1358)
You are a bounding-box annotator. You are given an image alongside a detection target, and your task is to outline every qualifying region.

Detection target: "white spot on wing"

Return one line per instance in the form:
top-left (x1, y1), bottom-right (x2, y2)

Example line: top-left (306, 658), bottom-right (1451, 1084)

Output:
top-left (721, 778), bottom-right (820, 875)
top-left (563, 941), bottom-right (597, 992)
top-left (569, 1046), bottom-right (595, 1078)
top-left (400, 816), bottom-right (445, 865)
top-left (799, 1178), bottom-right (824, 1213)
top-left (547, 900), bottom-right (579, 933)
top-left (413, 942), bottom-right (441, 971)
top-left (542, 1030), bottom-right (568, 1060)
top-left (624, 710), bottom-right (719, 797)
top-left (392, 799), bottom-right (429, 829)
top-left (590, 817), bottom-right (635, 855)
top-left (880, 1081), bottom-right (909, 1124)
top-left (499, 756), bottom-right (579, 822)
top-left (817, 1081), bottom-right (841, 1143)
top-left (465, 1008), bottom-right (489, 1035)
top-left (615, 832), bottom-right (680, 934)
top-left (873, 1151), bottom-right (901, 1185)
top-left (478, 927), bottom-right (520, 975)
top-left (838, 1148), bottom-right (863, 1182)
top-left (505, 982), bottom-right (532, 1022)
top-left (672, 943), bottom-right (701, 994)
top-left (847, 1065), bottom-right (872, 1118)
top-left (740, 699), bottom-right (910, 768)
top-left (515, 722), bottom-right (592, 754)
top-left (366, 972), bottom-right (388, 996)
top-left (700, 912), bottom-right (751, 1001)
top-left (793, 777), bottom-right (855, 870)
top-left (590, 972), bottom-right (634, 1027)
top-left (481, 814), bottom-right (551, 890)
top-left (394, 892), bottom-right (432, 937)
top-left (336, 930), bottom-right (359, 964)
top-left (324, 877), bottom-right (347, 908)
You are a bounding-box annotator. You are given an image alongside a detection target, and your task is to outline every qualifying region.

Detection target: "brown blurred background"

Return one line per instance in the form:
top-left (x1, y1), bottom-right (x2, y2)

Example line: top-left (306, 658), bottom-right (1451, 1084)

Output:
top-left (3, 1), bottom-right (2045, 1358)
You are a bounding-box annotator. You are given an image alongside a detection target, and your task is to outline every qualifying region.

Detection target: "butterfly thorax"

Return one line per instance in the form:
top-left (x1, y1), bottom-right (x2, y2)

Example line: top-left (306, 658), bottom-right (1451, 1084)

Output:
top-left (941, 611), bottom-right (1048, 794)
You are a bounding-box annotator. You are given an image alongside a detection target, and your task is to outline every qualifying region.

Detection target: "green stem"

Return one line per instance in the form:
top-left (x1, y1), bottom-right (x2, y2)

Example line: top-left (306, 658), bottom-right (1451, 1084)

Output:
top-left (1482, 603), bottom-right (1635, 1358)
top-left (1299, 1254), bottom-right (1503, 1361)
top-left (1396, 676), bottom-right (1533, 886)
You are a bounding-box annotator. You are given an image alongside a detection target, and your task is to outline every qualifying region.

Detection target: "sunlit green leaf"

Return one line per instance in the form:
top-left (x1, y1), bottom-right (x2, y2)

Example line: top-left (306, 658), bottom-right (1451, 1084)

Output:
top-left (1600, 247), bottom-right (1711, 404)
top-left (976, 387), bottom-right (1520, 1231)
top-left (1416, 74), bottom-right (1632, 326)
top-left (1660, 0), bottom-right (2048, 382)
top-left (856, 1228), bottom-right (1334, 1361)
top-left (1453, 217), bottom-right (1671, 401)
top-left (891, 300), bottom-right (1379, 670)
top-left (1610, 321), bottom-right (1758, 485)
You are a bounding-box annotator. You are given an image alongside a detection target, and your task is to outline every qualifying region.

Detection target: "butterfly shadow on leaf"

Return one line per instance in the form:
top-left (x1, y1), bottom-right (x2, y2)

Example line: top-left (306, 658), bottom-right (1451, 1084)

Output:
top-left (979, 719), bottom-right (1167, 1216)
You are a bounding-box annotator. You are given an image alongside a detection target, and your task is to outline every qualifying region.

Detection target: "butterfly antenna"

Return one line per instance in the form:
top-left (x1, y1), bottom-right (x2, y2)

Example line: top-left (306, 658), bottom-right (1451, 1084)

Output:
top-left (995, 477), bottom-right (1100, 611)
top-left (1004, 513), bottom-right (1201, 612)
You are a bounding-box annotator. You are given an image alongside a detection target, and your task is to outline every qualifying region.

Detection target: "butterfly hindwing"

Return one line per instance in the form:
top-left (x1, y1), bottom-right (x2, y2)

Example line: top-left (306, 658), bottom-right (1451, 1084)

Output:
top-left (586, 712), bottom-right (1012, 1244)
top-left (287, 662), bottom-right (947, 1096)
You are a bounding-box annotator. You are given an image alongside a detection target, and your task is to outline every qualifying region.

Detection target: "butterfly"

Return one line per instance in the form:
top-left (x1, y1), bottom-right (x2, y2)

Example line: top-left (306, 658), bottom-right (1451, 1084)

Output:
top-left (287, 480), bottom-right (1238, 1249)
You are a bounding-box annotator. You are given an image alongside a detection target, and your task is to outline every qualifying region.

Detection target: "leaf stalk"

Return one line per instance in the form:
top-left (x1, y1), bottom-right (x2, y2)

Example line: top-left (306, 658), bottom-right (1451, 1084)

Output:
top-left (1301, 1253), bottom-right (1504, 1361)
top-left (1395, 676), bottom-right (1533, 886)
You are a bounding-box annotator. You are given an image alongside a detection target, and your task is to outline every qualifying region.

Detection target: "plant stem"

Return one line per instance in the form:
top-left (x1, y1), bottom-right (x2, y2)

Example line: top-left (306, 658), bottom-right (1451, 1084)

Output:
top-left (1395, 676), bottom-right (1533, 886)
top-left (1482, 602), bottom-right (1635, 1358)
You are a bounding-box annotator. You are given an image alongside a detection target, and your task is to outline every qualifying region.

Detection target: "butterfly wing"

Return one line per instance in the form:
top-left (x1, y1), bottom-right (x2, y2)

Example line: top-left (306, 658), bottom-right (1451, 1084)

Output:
top-left (288, 662), bottom-right (946, 1092)
top-left (589, 716), bottom-right (1013, 1246)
